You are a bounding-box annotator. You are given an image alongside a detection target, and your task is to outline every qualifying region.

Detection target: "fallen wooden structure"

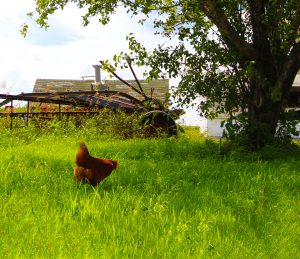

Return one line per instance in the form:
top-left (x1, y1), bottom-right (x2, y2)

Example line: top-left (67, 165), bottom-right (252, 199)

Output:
top-left (0, 61), bottom-right (182, 135)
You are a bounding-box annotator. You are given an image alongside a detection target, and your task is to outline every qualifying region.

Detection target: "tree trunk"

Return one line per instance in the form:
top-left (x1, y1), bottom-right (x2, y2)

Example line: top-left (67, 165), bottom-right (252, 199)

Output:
top-left (247, 79), bottom-right (282, 149)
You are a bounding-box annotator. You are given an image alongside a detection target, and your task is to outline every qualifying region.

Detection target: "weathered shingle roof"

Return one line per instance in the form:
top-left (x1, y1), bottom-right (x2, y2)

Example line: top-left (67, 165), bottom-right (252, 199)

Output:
top-left (33, 78), bottom-right (169, 101)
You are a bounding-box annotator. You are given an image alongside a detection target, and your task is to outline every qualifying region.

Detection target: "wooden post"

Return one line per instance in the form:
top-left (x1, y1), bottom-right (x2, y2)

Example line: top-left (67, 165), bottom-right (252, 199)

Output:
top-left (26, 101), bottom-right (30, 126)
top-left (10, 100), bottom-right (13, 130)
top-left (58, 103), bottom-right (61, 121)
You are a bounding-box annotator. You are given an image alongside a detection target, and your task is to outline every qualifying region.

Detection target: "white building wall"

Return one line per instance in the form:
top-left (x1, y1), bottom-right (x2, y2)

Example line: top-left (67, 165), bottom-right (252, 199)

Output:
top-left (293, 123), bottom-right (300, 139)
top-left (207, 118), bottom-right (225, 137)
top-left (206, 118), bottom-right (300, 139)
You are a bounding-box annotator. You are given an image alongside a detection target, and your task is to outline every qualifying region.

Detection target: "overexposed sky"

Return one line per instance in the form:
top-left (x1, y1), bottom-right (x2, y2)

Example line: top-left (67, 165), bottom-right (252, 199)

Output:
top-left (0, 1), bottom-right (159, 93)
top-left (0, 0), bottom-right (203, 126)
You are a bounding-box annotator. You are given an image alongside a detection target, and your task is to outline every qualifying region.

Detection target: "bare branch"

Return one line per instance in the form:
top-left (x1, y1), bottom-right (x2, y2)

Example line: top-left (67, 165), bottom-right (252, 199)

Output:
top-left (99, 61), bottom-right (146, 98)
top-left (126, 58), bottom-right (148, 99)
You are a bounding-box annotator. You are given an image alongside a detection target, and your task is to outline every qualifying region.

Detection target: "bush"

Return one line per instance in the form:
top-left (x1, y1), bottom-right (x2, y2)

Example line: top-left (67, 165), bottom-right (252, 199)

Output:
top-left (0, 109), bottom-right (150, 140)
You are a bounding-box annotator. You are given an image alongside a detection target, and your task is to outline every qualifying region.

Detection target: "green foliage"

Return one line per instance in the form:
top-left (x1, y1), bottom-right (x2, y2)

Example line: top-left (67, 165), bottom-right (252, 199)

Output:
top-left (0, 126), bottom-right (299, 257)
top-left (221, 113), bottom-right (248, 143)
top-left (276, 110), bottom-right (300, 143)
top-left (221, 110), bottom-right (300, 149)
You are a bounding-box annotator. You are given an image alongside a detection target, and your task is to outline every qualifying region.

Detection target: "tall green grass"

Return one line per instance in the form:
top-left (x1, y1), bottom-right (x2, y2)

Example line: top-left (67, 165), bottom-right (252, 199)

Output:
top-left (0, 118), bottom-right (299, 258)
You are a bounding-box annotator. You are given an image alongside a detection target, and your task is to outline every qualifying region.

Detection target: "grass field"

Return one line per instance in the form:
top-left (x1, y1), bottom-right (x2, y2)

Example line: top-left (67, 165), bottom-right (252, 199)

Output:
top-left (0, 121), bottom-right (299, 258)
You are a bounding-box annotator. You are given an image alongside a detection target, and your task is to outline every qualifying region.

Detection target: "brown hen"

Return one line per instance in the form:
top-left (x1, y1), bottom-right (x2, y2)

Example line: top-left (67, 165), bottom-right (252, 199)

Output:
top-left (74, 142), bottom-right (118, 186)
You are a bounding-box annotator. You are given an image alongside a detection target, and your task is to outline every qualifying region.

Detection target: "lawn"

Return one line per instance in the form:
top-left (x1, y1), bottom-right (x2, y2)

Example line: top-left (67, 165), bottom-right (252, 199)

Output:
top-left (0, 122), bottom-right (299, 258)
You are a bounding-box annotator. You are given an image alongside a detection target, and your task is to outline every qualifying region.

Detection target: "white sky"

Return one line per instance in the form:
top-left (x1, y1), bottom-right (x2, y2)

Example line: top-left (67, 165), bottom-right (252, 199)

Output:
top-left (0, 0), bottom-right (204, 127)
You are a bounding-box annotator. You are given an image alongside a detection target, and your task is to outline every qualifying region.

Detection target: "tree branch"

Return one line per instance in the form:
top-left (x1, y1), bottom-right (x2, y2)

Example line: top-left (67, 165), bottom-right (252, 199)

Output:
top-left (279, 42), bottom-right (300, 96)
top-left (126, 57), bottom-right (148, 99)
top-left (249, 0), bottom-right (272, 54)
top-left (291, 2), bottom-right (300, 38)
top-left (200, 0), bottom-right (256, 62)
top-left (100, 61), bottom-right (146, 98)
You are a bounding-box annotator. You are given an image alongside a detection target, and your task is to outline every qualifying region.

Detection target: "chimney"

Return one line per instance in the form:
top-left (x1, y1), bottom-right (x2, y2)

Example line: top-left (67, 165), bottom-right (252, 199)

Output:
top-left (93, 64), bottom-right (101, 83)
top-left (92, 64), bottom-right (107, 91)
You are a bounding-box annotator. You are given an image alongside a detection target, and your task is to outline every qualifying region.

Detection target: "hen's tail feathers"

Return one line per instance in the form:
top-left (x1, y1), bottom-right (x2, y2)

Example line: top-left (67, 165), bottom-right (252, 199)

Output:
top-left (79, 142), bottom-right (89, 153)
top-left (76, 142), bottom-right (91, 167)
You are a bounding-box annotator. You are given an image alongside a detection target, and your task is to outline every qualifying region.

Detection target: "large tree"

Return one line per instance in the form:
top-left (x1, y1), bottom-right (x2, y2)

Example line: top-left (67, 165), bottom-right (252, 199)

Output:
top-left (24, 0), bottom-right (300, 149)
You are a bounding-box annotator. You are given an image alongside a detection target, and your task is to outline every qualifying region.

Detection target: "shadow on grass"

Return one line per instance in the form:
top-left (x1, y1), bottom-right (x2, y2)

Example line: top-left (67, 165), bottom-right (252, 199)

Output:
top-left (219, 139), bottom-right (300, 162)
